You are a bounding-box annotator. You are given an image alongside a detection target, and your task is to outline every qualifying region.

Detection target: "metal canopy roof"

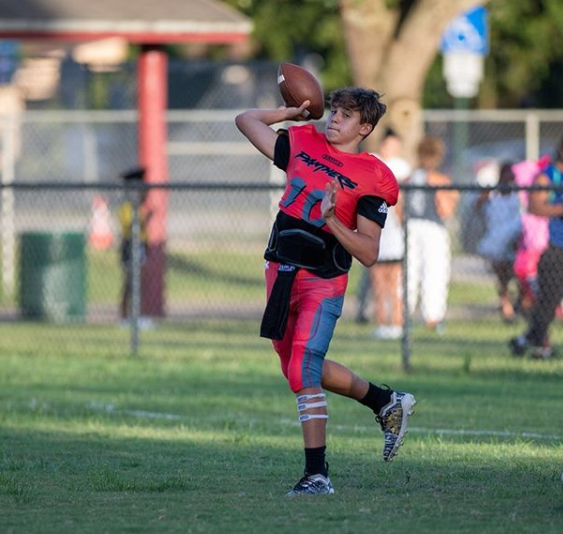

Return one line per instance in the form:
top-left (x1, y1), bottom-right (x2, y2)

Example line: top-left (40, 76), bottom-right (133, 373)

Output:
top-left (0, 0), bottom-right (252, 43)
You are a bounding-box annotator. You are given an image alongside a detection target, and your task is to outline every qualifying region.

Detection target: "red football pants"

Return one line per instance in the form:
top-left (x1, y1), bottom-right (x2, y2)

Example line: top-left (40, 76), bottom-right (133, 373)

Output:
top-left (265, 261), bottom-right (347, 392)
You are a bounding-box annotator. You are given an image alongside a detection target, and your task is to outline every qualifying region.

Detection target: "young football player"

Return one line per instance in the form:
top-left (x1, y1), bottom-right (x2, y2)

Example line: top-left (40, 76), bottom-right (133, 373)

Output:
top-left (235, 87), bottom-right (416, 496)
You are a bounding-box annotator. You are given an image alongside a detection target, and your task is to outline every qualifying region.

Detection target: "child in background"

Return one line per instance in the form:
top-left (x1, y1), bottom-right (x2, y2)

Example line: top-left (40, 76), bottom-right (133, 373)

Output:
top-left (118, 167), bottom-right (153, 328)
top-left (370, 129), bottom-right (411, 339)
top-left (476, 162), bottom-right (521, 322)
top-left (512, 157), bottom-right (550, 317)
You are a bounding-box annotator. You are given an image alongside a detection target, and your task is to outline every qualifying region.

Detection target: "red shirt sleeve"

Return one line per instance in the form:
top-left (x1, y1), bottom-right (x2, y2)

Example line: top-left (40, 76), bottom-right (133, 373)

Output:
top-left (375, 164), bottom-right (399, 207)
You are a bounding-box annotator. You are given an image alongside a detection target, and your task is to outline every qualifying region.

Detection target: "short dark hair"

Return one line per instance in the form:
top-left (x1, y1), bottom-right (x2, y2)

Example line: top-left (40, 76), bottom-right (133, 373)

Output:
top-left (121, 166), bottom-right (146, 182)
top-left (382, 126), bottom-right (399, 140)
top-left (498, 161), bottom-right (515, 184)
top-left (328, 88), bottom-right (387, 137)
top-left (498, 161), bottom-right (515, 194)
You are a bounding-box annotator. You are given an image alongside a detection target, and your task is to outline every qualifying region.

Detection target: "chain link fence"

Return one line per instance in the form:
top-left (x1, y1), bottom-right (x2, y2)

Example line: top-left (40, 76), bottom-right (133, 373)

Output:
top-left (2, 180), bottom-right (563, 365)
top-left (1, 108), bottom-right (563, 364)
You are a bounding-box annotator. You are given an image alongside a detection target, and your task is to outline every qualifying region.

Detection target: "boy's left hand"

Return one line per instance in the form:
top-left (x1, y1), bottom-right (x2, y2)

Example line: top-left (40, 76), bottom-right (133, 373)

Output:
top-left (321, 180), bottom-right (337, 220)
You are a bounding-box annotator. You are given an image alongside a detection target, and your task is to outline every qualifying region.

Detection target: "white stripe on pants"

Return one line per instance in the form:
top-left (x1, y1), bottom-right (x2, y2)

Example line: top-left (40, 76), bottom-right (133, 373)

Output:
top-left (407, 219), bottom-right (451, 323)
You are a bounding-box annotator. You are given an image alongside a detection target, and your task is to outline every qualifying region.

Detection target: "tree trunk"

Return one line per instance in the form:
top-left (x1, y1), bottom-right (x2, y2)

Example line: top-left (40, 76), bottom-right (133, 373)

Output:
top-left (340, 0), bottom-right (489, 162)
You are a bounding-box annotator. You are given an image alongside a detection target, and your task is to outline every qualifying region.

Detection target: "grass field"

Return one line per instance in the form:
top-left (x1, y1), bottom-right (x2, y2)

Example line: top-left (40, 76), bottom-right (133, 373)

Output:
top-left (1, 318), bottom-right (562, 534)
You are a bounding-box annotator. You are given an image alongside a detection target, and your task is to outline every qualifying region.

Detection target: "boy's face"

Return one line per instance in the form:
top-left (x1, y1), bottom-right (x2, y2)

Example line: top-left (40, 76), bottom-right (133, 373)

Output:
top-left (325, 105), bottom-right (373, 149)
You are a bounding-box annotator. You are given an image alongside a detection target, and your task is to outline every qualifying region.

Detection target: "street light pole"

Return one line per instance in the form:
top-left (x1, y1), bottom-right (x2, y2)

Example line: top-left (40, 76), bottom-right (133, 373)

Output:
top-left (443, 52), bottom-right (484, 180)
top-left (440, 7), bottom-right (489, 178)
top-left (453, 95), bottom-right (470, 179)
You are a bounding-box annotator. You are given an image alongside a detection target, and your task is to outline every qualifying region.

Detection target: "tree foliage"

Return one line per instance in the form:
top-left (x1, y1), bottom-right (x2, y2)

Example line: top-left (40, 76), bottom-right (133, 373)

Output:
top-left (222, 0), bottom-right (350, 89)
top-left (484, 0), bottom-right (563, 107)
top-left (223, 0), bottom-right (563, 108)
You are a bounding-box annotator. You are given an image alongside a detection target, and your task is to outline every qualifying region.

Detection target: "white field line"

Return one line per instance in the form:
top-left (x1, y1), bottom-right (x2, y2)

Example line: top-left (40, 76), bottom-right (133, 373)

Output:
top-left (405, 427), bottom-right (560, 441)
top-left (79, 401), bottom-right (561, 442)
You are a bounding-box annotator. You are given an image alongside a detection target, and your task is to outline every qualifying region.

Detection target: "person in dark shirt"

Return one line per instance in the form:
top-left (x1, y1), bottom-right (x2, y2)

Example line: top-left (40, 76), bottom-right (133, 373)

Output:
top-left (236, 87), bottom-right (416, 496)
top-left (510, 137), bottom-right (563, 359)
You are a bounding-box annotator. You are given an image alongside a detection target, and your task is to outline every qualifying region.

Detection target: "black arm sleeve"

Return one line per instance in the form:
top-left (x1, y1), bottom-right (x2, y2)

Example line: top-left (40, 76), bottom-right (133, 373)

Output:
top-left (273, 130), bottom-right (290, 171)
top-left (357, 196), bottom-right (389, 228)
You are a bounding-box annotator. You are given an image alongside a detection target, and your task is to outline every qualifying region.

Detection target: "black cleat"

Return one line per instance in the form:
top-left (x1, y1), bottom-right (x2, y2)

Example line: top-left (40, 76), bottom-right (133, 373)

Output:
top-left (509, 336), bottom-right (528, 357)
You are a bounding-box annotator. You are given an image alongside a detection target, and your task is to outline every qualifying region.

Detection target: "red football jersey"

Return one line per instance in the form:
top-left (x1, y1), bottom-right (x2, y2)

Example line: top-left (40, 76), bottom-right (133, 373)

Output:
top-left (278, 124), bottom-right (398, 231)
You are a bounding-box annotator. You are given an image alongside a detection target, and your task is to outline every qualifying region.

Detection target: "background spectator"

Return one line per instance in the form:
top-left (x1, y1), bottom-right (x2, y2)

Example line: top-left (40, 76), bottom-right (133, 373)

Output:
top-left (356, 128), bottom-right (411, 333)
top-left (476, 162), bottom-right (521, 323)
top-left (510, 138), bottom-right (563, 359)
top-left (512, 157), bottom-right (551, 317)
top-left (118, 167), bottom-right (153, 328)
top-left (404, 136), bottom-right (459, 332)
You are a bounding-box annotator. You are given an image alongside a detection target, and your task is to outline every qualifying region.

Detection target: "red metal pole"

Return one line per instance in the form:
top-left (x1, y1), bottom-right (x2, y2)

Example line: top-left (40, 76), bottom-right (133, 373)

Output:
top-left (138, 44), bottom-right (168, 317)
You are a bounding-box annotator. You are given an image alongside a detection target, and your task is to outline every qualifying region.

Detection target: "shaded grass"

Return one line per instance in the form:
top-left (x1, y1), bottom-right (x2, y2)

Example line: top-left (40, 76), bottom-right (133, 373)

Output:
top-left (89, 248), bottom-right (266, 306)
top-left (4, 246), bottom-right (500, 313)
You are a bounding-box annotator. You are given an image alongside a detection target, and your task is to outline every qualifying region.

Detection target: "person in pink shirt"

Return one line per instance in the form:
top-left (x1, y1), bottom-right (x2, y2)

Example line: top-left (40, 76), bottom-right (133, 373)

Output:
top-left (512, 157), bottom-right (550, 317)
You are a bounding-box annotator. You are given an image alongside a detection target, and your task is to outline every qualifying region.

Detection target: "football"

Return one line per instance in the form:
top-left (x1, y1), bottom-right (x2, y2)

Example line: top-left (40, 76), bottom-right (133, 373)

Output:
top-left (277, 62), bottom-right (325, 120)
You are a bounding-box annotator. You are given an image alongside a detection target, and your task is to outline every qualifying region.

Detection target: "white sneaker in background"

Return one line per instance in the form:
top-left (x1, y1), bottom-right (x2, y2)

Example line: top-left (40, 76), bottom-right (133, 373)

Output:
top-left (386, 325), bottom-right (403, 339)
top-left (373, 325), bottom-right (402, 340)
top-left (138, 317), bottom-right (155, 330)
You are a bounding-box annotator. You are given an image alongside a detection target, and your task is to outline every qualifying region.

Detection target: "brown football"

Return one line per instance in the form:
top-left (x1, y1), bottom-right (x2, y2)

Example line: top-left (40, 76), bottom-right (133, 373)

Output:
top-left (277, 62), bottom-right (325, 120)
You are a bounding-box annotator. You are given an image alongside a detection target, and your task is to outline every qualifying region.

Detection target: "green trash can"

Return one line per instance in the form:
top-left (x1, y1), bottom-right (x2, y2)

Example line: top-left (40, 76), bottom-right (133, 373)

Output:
top-left (19, 231), bottom-right (87, 322)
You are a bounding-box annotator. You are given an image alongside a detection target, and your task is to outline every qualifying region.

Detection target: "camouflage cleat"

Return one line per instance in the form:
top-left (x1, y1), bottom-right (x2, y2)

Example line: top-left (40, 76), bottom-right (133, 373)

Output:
top-left (286, 473), bottom-right (334, 496)
top-left (376, 391), bottom-right (416, 462)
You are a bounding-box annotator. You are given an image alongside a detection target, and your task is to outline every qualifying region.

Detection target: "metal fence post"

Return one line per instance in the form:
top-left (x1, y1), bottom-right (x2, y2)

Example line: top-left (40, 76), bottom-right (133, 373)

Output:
top-left (525, 112), bottom-right (540, 162)
top-left (1, 114), bottom-right (16, 298)
top-left (401, 186), bottom-right (412, 372)
top-left (130, 186), bottom-right (142, 357)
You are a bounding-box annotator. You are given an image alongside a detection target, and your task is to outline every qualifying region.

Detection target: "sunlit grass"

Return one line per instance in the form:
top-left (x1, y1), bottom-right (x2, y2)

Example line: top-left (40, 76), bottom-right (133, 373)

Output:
top-left (1, 319), bottom-right (562, 534)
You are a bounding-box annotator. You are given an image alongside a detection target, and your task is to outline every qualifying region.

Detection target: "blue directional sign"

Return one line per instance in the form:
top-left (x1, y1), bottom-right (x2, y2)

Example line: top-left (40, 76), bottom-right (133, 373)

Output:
top-left (0, 40), bottom-right (19, 84)
top-left (441, 6), bottom-right (489, 55)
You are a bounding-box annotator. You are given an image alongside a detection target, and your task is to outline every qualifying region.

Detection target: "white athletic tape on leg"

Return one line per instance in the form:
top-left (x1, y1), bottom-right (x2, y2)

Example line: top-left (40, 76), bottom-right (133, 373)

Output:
top-left (296, 393), bottom-right (328, 422)
top-left (297, 401), bottom-right (327, 411)
top-left (299, 414), bottom-right (329, 422)
top-left (296, 393), bottom-right (326, 403)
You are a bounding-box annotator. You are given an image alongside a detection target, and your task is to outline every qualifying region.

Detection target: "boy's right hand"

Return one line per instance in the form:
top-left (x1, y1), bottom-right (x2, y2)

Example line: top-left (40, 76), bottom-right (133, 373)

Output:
top-left (281, 100), bottom-right (312, 121)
